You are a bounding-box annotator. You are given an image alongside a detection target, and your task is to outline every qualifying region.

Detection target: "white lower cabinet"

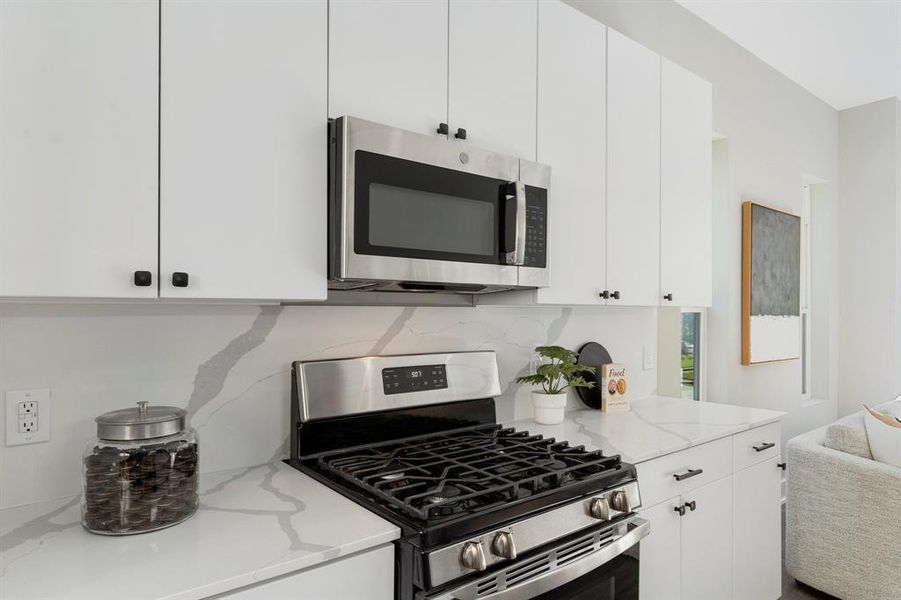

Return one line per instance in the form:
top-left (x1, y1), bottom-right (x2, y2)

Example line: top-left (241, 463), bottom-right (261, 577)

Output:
top-left (639, 498), bottom-right (682, 600)
top-left (638, 425), bottom-right (782, 600)
top-left (218, 544), bottom-right (394, 599)
top-left (733, 457), bottom-right (782, 600)
top-left (639, 477), bottom-right (732, 600)
top-left (681, 476), bottom-right (733, 600)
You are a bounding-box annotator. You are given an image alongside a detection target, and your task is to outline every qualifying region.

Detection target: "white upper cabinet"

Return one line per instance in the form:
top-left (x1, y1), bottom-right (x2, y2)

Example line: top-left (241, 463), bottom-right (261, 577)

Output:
top-left (534, 0), bottom-right (607, 305)
top-left (0, 0), bottom-right (159, 299)
top-left (160, 0), bottom-right (327, 301)
top-left (448, 0), bottom-right (537, 159)
top-left (329, 0), bottom-right (448, 136)
top-left (605, 28), bottom-right (661, 307)
top-left (660, 58), bottom-right (712, 307)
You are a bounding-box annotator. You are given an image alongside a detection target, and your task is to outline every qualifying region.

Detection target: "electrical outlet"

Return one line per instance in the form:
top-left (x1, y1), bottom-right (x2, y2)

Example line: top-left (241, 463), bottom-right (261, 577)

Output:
top-left (5, 389), bottom-right (50, 446)
top-left (642, 345), bottom-right (657, 371)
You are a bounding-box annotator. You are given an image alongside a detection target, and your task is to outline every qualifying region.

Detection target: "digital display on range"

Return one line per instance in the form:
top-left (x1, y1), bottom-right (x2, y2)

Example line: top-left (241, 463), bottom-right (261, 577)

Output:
top-left (382, 364), bottom-right (447, 395)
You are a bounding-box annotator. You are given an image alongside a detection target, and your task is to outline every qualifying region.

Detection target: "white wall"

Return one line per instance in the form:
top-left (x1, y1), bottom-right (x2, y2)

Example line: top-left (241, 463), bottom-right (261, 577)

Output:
top-left (567, 0), bottom-right (841, 444)
top-left (837, 98), bottom-right (901, 416)
top-left (0, 303), bottom-right (656, 508)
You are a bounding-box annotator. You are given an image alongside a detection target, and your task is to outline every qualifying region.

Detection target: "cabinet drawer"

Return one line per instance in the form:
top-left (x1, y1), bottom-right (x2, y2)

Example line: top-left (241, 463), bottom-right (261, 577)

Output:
top-left (636, 436), bottom-right (732, 508)
top-left (732, 422), bottom-right (781, 472)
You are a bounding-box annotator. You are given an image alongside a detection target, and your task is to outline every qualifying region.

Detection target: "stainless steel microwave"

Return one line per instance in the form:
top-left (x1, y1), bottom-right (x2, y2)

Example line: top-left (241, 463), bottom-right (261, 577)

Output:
top-left (328, 116), bottom-right (550, 294)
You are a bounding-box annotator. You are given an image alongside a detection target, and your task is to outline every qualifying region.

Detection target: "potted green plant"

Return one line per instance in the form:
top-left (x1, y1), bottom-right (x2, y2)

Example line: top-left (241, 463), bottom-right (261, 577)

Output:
top-left (516, 346), bottom-right (595, 424)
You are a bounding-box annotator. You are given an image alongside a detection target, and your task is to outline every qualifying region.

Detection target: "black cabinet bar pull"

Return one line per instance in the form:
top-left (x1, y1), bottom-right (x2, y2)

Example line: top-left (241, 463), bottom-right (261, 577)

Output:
top-left (674, 504), bottom-right (686, 516)
top-left (673, 468), bottom-right (703, 481)
top-left (753, 442), bottom-right (776, 452)
top-left (777, 462), bottom-right (786, 471)
top-left (685, 500), bottom-right (696, 512)
top-left (172, 272), bottom-right (189, 288)
top-left (437, 122), bottom-right (449, 136)
top-left (133, 270), bottom-right (152, 287)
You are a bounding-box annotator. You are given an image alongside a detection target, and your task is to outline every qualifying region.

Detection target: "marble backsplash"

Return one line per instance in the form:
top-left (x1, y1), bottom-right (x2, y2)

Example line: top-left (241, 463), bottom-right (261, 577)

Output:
top-left (0, 302), bottom-right (656, 508)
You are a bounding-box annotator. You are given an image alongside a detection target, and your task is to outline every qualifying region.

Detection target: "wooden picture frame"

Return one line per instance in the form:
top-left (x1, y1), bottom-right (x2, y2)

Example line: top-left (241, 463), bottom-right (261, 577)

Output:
top-left (742, 201), bottom-right (801, 365)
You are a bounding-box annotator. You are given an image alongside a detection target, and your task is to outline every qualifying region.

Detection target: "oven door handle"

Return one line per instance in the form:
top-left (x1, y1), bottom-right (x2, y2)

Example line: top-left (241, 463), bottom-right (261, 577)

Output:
top-left (433, 516), bottom-right (650, 600)
top-left (503, 181), bottom-right (527, 266)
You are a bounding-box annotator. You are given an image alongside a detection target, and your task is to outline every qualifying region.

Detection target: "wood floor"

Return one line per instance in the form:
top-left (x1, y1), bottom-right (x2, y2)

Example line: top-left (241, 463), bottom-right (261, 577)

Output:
top-left (780, 506), bottom-right (838, 600)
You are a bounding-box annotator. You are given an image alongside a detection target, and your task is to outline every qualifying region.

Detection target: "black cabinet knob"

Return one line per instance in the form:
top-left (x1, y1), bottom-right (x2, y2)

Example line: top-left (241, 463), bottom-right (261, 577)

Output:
top-left (685, 500), bottom-right (697, 512)
top-left (674, 504), bottom-right (686, 516)
top-left (437, 122), bottom-right (449, 136)
top-left (172, 272), bottom-right (189, 288)
top-left (778, 462), bottom-right (786, 471)
top-left (455, 127), bottom-right (467, 140)
top-left (663, 293), bottom-right (673, 302)
top-left (611, 290), bottom-right (621, 300)
top-left (599, 290), bottom-right (610, 299)
top-left (133, 270), bottom-right (152, 287)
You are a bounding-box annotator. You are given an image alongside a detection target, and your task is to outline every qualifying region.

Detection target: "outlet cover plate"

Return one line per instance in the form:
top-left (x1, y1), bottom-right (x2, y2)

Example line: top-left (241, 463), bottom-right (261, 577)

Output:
top-left (5, 389), bottom-right (51, 446)
top-left (642, 345), bottom-right (657, 371)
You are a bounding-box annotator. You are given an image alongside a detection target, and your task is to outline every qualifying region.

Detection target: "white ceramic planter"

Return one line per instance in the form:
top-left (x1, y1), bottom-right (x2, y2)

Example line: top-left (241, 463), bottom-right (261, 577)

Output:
top-left (531, 392), bottom-right (568, 425)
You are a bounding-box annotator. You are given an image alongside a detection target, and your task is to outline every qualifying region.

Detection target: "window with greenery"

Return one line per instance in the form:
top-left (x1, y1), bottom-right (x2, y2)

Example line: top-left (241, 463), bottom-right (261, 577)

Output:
top-left (681, 312), bottom-right (701, 400)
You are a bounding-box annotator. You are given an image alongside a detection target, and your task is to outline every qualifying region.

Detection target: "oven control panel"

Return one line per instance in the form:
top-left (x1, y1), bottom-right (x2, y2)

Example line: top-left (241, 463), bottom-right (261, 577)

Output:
top-left (382, 364), bottom-right (448, 395)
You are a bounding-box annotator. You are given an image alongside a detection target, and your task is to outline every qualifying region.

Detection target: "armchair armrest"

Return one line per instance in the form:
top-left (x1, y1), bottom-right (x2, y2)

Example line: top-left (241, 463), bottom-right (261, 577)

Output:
top-left (785, 428), bottom-right (901, 600)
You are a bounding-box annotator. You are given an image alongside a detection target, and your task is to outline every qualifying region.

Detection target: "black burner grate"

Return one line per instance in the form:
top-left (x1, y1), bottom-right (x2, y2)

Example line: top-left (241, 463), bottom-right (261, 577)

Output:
top-left (316, 424), bottom-right (621, 521)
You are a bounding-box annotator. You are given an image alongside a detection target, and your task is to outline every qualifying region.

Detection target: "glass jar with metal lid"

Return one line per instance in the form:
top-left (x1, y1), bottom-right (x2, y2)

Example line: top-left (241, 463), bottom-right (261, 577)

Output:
top-left (82, 401), bottom-right (198, 535)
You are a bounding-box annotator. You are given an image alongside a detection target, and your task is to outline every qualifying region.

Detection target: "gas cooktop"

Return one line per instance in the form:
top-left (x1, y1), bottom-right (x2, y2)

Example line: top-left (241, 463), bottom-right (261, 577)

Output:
top-left (316, 423), bottom-right (623, 522)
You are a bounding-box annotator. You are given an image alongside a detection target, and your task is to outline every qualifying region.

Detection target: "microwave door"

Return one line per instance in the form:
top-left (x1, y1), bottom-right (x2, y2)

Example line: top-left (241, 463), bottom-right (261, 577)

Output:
top-left (342, 149), bottom-right (519, 288)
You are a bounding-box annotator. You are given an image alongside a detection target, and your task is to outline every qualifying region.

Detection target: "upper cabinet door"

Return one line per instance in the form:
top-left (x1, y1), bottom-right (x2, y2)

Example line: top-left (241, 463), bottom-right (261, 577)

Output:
top-left (448, 0), bottom-right (537, 159)
top-left (534, 0), bottom-right (606, 305)
top-left (606, 29), bottom-right (661, 307)
top-left (660, 59), bottom-right (712, 307)
top-left (0, 0), bottom-right (159, 299)
top-left (160, 0), bottom-right (327, 301)
top-left (329, 0), bottom-right (448, 136)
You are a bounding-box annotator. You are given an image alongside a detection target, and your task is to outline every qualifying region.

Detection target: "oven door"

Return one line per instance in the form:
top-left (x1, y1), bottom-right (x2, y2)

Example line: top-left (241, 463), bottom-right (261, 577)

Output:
top-left (426, 516), bottom-right (648, 600)
top-left (331, 116), bottom-right (540, 290)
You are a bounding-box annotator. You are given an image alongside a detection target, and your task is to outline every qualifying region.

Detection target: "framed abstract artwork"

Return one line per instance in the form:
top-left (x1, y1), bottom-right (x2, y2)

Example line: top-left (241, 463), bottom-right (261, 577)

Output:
top-left (742, 201), bottom-right (801, 365)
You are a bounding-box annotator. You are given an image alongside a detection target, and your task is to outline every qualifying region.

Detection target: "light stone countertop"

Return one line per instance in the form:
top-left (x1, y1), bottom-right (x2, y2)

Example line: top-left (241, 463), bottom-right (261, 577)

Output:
top-left (1, 396), bottom-right (783, 600)
top-left (507, 395), bottom-right (786, 464)
top-left (0, 462), bottom-right (400, 600)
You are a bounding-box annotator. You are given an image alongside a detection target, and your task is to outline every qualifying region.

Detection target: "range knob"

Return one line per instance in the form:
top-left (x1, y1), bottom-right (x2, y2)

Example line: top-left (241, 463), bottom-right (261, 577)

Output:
top-left (589, 496), bottom-right (612, 521)
top-left (491, 531), bottom-right (517, 560)
top-left (460, 541), bottom-right (487, 571)
top-left (610, 490), bottom-right (631, 512)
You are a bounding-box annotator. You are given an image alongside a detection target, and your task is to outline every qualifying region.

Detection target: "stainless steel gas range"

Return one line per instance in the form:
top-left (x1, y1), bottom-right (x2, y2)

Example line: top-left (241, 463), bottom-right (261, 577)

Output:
top-left (286, 351), bottom-right (648, 600)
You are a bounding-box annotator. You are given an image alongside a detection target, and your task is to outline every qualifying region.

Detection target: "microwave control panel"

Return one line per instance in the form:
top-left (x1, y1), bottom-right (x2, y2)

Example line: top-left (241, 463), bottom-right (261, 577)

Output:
top-left (524, 188), bottom-right (547, 268)
top-left (382, 364), bottom-right (448, 395)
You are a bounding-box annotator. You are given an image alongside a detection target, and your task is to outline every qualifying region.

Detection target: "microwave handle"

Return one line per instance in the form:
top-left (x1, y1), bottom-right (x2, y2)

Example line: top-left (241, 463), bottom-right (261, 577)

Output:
top-left (503, 181), bottom-right (527, 266)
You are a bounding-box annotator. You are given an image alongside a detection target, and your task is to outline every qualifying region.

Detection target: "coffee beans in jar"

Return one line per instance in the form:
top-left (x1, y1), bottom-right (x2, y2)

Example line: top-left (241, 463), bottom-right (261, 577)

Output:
top-left (82, 402), bottom-right (198, 535)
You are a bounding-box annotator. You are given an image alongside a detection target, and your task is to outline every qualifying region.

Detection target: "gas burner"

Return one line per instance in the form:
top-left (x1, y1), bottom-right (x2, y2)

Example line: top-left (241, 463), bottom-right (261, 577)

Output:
top-left (424, 484), bottom-right (463, 505)
top-left (317, 424), bottom-right (622, 521)
top-left (535, 458), bottom-right (568, 470)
